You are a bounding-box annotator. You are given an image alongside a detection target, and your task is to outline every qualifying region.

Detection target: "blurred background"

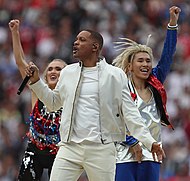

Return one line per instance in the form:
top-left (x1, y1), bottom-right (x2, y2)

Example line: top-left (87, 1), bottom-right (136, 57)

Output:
top-left (0, 0), bottom-right (190, 180)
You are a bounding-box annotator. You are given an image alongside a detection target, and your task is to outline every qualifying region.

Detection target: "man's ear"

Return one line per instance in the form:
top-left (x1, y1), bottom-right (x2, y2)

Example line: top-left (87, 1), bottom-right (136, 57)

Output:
top-left (92, 43), bottom-right (99, 51)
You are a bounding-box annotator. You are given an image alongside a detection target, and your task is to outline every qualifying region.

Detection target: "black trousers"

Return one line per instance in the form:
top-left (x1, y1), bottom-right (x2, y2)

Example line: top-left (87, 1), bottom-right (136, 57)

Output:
top-left (17, 143), bottom-right (56, 181)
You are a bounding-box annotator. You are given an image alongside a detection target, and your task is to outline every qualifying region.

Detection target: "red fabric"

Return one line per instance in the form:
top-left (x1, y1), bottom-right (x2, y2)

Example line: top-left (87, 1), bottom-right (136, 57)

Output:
top-left (147, 74), bottom-right (173, 129)
top-left (147, 74), bottom-right (167, 113)
top-left (26, 100), bottom-right (61, 154)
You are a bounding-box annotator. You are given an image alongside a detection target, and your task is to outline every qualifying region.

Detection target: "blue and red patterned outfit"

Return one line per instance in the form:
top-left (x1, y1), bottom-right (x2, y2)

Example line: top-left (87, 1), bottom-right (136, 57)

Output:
top-left (18, 100), bottom-right (62, 181)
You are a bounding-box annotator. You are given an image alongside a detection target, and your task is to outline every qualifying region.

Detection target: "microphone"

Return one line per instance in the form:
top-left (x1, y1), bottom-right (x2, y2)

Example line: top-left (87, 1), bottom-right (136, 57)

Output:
top-left (17, 76), bottom-right (31, 95)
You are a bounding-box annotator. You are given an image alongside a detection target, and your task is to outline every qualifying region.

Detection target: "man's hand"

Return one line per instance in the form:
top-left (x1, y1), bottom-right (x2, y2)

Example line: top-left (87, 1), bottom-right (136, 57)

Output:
top-left (25, 62), bottom-right (40, 84)
top-left (132, 143), bottom-right (143, 163)
top-left (151, 142), bottom-right (166, 162)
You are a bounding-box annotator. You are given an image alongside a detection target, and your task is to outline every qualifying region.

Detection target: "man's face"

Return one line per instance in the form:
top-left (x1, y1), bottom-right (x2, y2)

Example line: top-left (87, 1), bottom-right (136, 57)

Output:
top-left (73, 31), bottom-right (94, 60)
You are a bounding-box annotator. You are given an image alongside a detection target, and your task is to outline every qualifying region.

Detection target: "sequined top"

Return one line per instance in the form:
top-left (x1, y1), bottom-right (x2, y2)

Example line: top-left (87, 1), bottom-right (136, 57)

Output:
top-left (26, 100), bottom-right (62, 154)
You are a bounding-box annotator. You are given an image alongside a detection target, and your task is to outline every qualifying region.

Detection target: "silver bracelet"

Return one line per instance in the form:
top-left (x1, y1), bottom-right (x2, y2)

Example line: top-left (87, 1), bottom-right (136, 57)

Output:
top-left (168, 23), bottom-right (178, 28)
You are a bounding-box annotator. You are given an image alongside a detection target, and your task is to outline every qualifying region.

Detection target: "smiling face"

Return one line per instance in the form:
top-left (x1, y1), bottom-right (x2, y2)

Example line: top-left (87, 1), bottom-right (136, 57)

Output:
top-left (129, 52), bottom-right (152, 80)
top-left (45, 60), bottom-right (66, 89)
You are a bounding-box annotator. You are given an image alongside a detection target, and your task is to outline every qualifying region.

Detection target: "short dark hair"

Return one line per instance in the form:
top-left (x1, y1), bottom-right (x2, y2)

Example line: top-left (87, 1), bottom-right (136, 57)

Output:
top-left (84, 29), bottom-right (104, 50)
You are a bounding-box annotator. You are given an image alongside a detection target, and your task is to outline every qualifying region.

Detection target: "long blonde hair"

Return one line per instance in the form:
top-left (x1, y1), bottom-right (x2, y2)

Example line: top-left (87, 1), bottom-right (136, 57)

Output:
top-left (113, 37), bottom-right (153, 74)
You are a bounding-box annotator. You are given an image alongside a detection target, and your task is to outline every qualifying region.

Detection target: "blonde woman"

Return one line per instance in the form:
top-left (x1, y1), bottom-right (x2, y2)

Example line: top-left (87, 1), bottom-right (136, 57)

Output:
top-left (113, 6), bottom-right (180, 181)
top-left (9, 19), bottom-right (67, 181)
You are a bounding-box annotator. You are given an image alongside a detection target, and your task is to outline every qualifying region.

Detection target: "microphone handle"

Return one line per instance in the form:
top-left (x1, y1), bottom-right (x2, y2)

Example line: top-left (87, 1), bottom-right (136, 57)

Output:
top-left (17, 76), bottom-right (31, 95)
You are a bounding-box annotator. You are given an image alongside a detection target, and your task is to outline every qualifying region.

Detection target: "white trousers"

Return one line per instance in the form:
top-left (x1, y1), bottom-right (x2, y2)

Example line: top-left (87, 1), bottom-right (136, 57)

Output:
top-left (50, 141), bottom-right (116, 181)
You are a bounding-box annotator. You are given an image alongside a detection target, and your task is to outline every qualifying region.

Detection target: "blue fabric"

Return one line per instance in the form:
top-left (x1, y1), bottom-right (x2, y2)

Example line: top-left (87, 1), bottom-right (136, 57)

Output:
top-left (152, 29), bottom-right (177, 83)
top-left (115, 161), bottom-right (160, 181)
top-left (122, 135), bottom-right (138, 146)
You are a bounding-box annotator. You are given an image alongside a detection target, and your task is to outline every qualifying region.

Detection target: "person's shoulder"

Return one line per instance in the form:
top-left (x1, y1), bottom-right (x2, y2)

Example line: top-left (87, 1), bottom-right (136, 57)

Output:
top-left (65, 62), bottom-right (79, 69)
top-left (59, 62), bottom-right (79, 79)
top-left (108, 63), bottom-right (125, 74)
top-left (101, 57), bottom-right (124, 72)
top-left (61, 62), bottom-right (80, 72)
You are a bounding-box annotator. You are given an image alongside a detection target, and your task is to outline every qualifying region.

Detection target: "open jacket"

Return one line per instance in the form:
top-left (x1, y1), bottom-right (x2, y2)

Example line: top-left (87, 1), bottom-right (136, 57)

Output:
top-left (30, 58), bottom-right (156, 151)
top-left (125, 27), bottom-right (177, 147)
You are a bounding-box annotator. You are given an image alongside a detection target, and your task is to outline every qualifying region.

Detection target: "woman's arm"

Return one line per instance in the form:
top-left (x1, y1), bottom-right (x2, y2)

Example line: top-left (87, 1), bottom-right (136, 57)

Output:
top-left (152, 6), bottom-right (181, 83)
top-left (9, 19), bottom-right (28, 79)
top-left (9, 19), bottom-right (37, 107)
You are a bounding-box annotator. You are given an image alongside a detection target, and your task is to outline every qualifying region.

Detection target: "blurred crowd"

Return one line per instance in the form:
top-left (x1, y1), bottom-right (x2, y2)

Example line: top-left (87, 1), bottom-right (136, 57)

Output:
top-left (0, 0), bottom-right (190, 180)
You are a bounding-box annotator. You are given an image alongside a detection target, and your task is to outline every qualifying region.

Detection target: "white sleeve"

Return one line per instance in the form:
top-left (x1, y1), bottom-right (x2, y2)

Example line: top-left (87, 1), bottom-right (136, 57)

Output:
top-left (29, 79), bottom-right (62, 111)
